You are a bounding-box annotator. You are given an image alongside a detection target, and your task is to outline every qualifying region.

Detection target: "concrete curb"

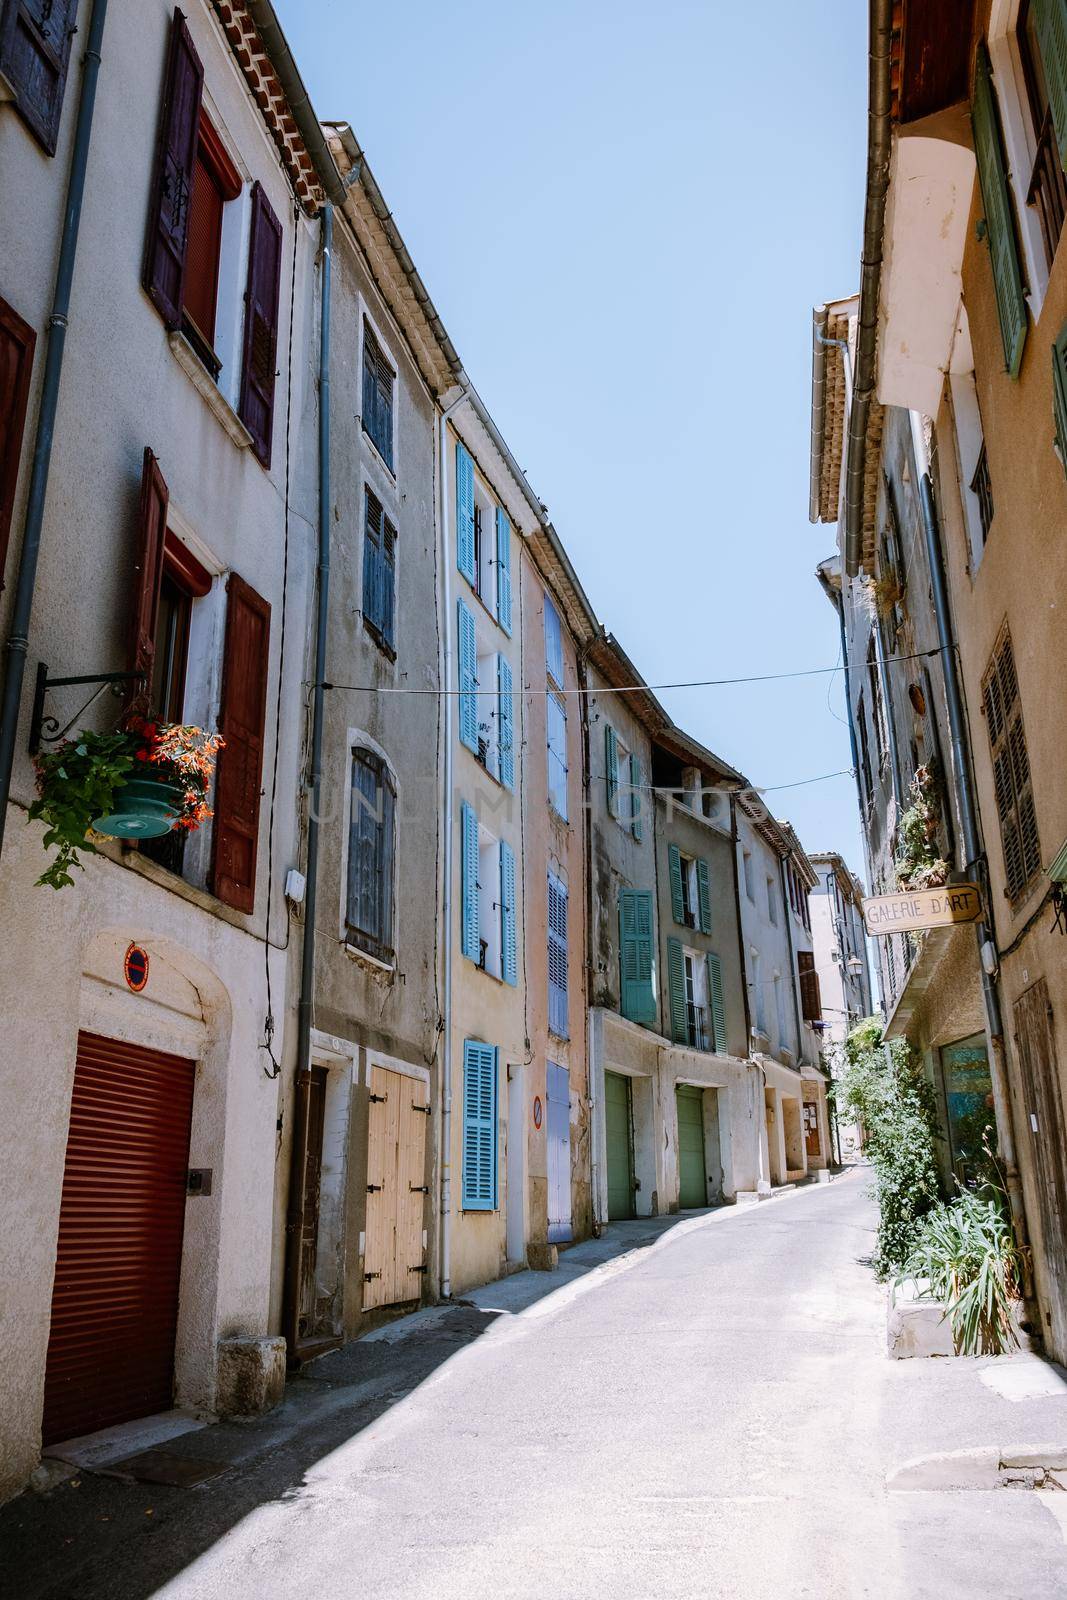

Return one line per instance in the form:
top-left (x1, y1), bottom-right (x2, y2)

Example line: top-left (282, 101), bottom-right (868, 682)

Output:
top-left (887, 1444), bottom-right (1067, 1491)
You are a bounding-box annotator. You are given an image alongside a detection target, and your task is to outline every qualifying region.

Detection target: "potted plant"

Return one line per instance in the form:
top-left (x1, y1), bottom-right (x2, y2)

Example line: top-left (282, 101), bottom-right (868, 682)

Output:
top-left (30, 717), bottom-right (222, 889)
top-left (895, 765), bottom-right (949, 891)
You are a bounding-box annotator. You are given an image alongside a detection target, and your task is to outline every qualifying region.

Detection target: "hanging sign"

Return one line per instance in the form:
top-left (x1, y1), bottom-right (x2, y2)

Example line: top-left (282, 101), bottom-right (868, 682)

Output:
top-left (124, 942), bottom-right (150, 991)
top-left (863, 883), bottom-right (983, 936)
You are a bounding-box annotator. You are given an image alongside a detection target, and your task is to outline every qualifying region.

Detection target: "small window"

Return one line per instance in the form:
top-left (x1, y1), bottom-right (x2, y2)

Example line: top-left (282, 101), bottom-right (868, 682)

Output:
top-left (346, 748), bottom-right (396, 964)
top-left (547, 693), bottom-right (568, 819)
top-left (766, 877), bottom-right (778, 926)
top-left (742, 849), bottom-right (755, 902)
top-left (544, 594), bottom-right (564, 687)
top-left (751, 949), bottom-right (766, 1035)
top-left (362, 321), bottom-right (395, 470)
top-left (362, 487), bottom-right (397, 653)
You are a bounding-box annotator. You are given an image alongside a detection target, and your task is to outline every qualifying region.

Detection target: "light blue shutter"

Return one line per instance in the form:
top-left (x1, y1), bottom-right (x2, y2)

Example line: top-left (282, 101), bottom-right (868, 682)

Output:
top-left (497, 653), bottom-right (514, 789)
top-left (630, 752), bottom-right (643, 839)
top-left (707, 952), bottom-right (727, 1054)
top-left (458, 598), bottom-right (478, 752)
top-left (461, 801), bottom-right (480, 962)
top-left (605, 724), bottom-right (619, 816)
top-left (544, 596), bottom-right (564, 686)
top-left (668, 844), bottom-right (685, 924)
top-left (667, 936), bottom-right (688, 1044)
top-left (1033, 0), bottom-right (1067, 166)
top-left (972, 45), bottom-right (1028, 377)
top-left (697, 858), bottom-right (712, 934)
top-left (495, 506), bottom-right (512, 635)
top-left (456, 440), bottom-right (475, 583)
top-left (500, 840), bottom-right (517, 986)
top-left (462, 1040), bottom-right (497, 1209)
top-left (548, 872), bottom-right (569, 1037)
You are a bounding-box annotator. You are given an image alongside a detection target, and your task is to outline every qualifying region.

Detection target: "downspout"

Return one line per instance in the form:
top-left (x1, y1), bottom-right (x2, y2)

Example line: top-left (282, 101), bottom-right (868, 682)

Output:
top-left (579, 650), bottom-right (600, 1229)
top-left (0, 0), bottom-right (109, 860)
top-left (282, 201), bottom-right (333, 1356)
top-left (908, 413), bottom-right (1030, 1285)
top-left (843, 0), bottom-right (894, 576)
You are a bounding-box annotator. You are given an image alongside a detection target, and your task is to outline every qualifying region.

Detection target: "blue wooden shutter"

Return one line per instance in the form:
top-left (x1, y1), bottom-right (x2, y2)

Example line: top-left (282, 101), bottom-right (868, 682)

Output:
top-left (605, 724), bottom-right (619, 816)
top-left (548, 873), bottom-right (569, 1036)
top-left (461, 801), bottom-right (480, 961)
top-left (381, 519), bottom-right (396, 650)
top-left (668, 844), bottom-right (685, 924)
top-left (972, 44), bottom-right (1028, 377)
top-left (618, 889), bottom-right (657, 1025)
top-left (497, 653), bottom-right (514, 789)
top-left (697, 858), bottom-right (712, 934)
top-left (456, 441), bottom-right (475, 583)
top-left (500, 840), bottom-right (517, 986)
top-left (1033, 0), bottom-right (1067, 167)
top-left (667, 936), bottom-right (688, 1044)
top-left (707, 952), bottom-right (727, 1054)
top-left (462, 1040), bottom-right (497, 1209)
top-left (544, 596), bottom-right (564, 686)
top-left (495, 506), bottom-right (512, 635)
top-left (458, 598), bottom-right (478, 752)
top-left (630, 753), bottom-right (643, 839)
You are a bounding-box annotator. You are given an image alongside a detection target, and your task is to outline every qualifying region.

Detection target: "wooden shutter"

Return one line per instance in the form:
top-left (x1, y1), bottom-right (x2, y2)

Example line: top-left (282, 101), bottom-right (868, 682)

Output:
top-left (461, 1040), bottom-right (497, 1210)
top-left (630, 753), bottom-right (642, 840)
top-left (548, 872), bottom-right (569, 1037)
top-left (668, 844), bottom-right (685, 924)
top-left (497, 653), bottom-right (514, 789)
top-left (461, 800), bottom-right (480, 961)
top-left (666, 936), bottom-right (688, 1044)
top-left (1013, 979), bottom-right (1067, 1332)
top-left (0, 0), bottom-right (78, 156)
top-left (457, 598), bottom-right (478, 752)
top-left (697, 858), bottom-right (712, 934)
top-left (143, 9), bottom-right (204, 330)
top-left (212, 572), bottom-right (271, 912)
top-left (238, 182), bottom-right (283, 467)
top-left (499, 840), bottom-right (517, 986)
top-left (972, 44), bottom-right (1028, 378)
top-left (362, 487), bottom-right (383, 634)
top-left (797, 950), bottom-right (822, 1023)
top-left (618, 888), bottom-right (656, 1026)
top-left (361, 321), bottom-right (394, 470)
top-left (495, 506), bottom-right (512, 635)
top-left (1034, 0), bottom-right (1067, 167)
top-left (983, 628), bottom-right (1041, 901)
top-left (0, 295), bottom-right (35, 586)
top-left (456, 441), bottom-right (475, 583)
top-left (381, 517), bottom-right (396, 650)
top-left (707, 952), bottom-right (727, 1054)
top-left (605, 723), bottom-right (619, 816)
top-left (1053, 322), bottom-right (1067, 474)
top-left (129, 447), bottom-right (169, 710)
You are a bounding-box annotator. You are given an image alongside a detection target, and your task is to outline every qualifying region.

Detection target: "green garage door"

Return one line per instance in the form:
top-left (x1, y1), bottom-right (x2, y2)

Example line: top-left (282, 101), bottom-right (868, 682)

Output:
top-left (676, 1084), bottom-right (707, 1209)
top-left (604, 1070), bottom-right (636, 1220)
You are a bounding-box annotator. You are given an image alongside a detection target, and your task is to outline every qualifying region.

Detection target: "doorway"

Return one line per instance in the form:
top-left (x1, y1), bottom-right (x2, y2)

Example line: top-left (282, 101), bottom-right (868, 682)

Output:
top-left (547, 1061), bottom-right (572, 1243)
top-left (506, 1063), bottom-right (526, 1265)
top-left (363, 1064), bottom-right (430, 1311)
top-left (675, 1084), bottom-right (707, 1209)
top-left (604, 1070), bottom-right (636, 1220)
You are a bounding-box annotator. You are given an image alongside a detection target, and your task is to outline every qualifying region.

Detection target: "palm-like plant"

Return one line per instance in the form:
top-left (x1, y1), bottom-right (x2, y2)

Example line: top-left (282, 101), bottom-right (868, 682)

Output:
top-left (900, 1187), bottom-right (1021, 1356)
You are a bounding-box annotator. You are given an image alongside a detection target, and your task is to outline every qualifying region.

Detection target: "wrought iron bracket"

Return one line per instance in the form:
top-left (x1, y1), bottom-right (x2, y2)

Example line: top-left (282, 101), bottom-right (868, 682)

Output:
top-left (29, 662), bottom-right (145, 755)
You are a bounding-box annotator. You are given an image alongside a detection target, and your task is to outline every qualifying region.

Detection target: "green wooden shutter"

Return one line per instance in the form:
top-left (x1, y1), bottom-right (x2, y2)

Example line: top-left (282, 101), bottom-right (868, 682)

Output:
top-left (1053, 322), bottom-right (1067, 473)
top-left (605, 724), bottom-right (619, 816)
top-left (462, 1040), bottom-right (497, 1209)
top-left (667, 936), bottom-right (688, 1044)
top-left (497, 653), bottom-right (514, 789)
top-left (461, 801), bottom-right (480, 962)
top-left (668, 844), bottom-right (685, 924)
top-left (630, 753), bottom-right (643, 839)
top-left (697, 858), bottom-right (712, 934)
top-left (495, 506), bottom-right (512, 635)
top-left (499, 840), bottom-right (517, 986)
top-left (1034, 0), bottom-right (1067, 167)
top-left (458, 598), bottom-right (478, 752)
top-left (456, 441), bottom-right (476, 583)
top-left (972, 43), bottom-right (1028, 377)
top-left (707, 952), bottom-right (727, 1054)
top-left (619, 888), bottom-right (657, 1025)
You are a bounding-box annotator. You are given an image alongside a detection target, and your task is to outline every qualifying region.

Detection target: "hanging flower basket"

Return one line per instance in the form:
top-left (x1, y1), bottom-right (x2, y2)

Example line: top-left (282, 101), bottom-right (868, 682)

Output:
top-left (30, 718), bottom-right (223, 889)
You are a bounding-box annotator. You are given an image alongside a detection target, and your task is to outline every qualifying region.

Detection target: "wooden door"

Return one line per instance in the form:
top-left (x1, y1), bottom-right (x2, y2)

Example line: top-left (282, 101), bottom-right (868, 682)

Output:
top-left (1013, 979), bottom-right (1067, 1342)
top-left (676, 1085), bottom-right (706, 1209)
top-left (547, 1062), bottom-right (572, 1244)
top-left (605, 1070), bottom-right (636, 1220)
top-left (42, 1033), bottom-right (195, 1445)
top-left (296, 1066), bottom-right (328, 1340)
top-left (364, 1066), bottom-right (428, 1310)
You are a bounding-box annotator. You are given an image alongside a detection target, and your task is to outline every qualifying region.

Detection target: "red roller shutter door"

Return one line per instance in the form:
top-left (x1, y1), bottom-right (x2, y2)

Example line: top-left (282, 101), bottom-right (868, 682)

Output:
top-left (42, 1033), bottom-right (195, 1446)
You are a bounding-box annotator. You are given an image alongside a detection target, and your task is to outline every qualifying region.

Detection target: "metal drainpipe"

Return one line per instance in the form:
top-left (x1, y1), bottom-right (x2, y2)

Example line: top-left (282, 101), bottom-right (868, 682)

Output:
top-left (578, 651), bottom-right (599, 1229)
top-left (0, 0), bottom-right (108, 860)
top-left (282, 202), bottom-right (333, 1356)
top-left (908, 414), bottom-right (1030, 1282)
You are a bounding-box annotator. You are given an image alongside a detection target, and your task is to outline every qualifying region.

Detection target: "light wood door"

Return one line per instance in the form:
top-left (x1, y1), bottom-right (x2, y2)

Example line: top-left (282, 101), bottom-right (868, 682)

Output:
top-left (1014, 979), bottom-right (1067, 1347)
top-left (363, 1066), bottom-right (428, 1310)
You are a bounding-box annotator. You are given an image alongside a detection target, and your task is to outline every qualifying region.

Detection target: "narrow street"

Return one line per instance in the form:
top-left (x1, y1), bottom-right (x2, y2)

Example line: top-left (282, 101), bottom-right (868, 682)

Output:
top-left (6, 1170), bottom-right (1066, 1600)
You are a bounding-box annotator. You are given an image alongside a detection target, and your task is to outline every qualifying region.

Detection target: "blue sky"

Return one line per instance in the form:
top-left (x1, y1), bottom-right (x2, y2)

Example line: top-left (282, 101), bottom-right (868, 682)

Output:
top-left (276, 0), bottom-right (869, 874)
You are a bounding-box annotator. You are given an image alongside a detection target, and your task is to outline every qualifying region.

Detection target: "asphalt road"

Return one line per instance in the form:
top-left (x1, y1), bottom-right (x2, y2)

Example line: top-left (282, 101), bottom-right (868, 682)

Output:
top-left (6, 1170), bottom-right (1067, 1599)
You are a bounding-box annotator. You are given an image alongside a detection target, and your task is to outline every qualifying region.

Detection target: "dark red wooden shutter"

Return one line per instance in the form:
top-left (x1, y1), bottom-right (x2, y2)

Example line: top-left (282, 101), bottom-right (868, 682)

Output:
top-left (0, 0), bottom-right (78, 156)
top-left (238, 182), bottom-right (283, 467)
top-left (797, 951), bottom-right (822, 1024)
top-left (142, 8), bottom-right (204, 330)
top-left (41, 1032), bottom-right (195, 1446)
top-left (129, 447), bottom-right (169, 711)
top-left (212, 572), bottom-right (271, 912)
top-left (0, 295), bottom-right (36, 588)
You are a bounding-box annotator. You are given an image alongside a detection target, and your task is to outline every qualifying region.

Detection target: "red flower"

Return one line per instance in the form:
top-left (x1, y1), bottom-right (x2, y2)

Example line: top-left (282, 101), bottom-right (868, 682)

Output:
top-left (135, 749), bottom-right (149, 761)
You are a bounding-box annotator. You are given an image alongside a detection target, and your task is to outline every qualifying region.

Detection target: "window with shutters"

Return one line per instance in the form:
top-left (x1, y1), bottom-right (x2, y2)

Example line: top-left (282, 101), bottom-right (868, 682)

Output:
top-left (797, 950), bottom-right (822, 1024)
top-left (548, 872), bottom-right (569, 1038)
top-left (461, 1040), bottom-right (498, 1211)
top-left (346, 748), bottom-right (396, 965)
top-left (857, 694), bottom-right (874, 816)
top-left (1017, 0), bottom-right (1067, 273)
top-left (181, 112), bottom-right (242, 380)
top-left (866, 639), bottom-right (889, 773)
top-left (983, 627), bottom-right (1041, 903)
top-left (972, 41), bottom-right (1030, 370)
top-left (362, 486), bottom-right (397, 655)
top-left (606, 725), bottom-right (633, 828)
top-left (462, 817), bottom-right (515, 984)
top-left (670, 945), bottom-right (710, 1051)
top-left (470, 480), bottom-right (498, 616)
top-left (0, 0), bottom-right (78, 155)
top-left (361, 320), bottom-right (395, 472)
top-left (547, 693), bottom-right (568, 819)
top-left (456, 459), bottom-right (512, 634)
top-left (544, 595), bottom-right (564, 688)
top-left (0, 295), bottom-right (35, 587)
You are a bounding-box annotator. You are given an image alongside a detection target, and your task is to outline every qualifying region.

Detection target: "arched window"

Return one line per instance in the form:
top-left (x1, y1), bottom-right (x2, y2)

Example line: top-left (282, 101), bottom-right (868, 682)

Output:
top-left (346, 748), bottom-right (396, 964)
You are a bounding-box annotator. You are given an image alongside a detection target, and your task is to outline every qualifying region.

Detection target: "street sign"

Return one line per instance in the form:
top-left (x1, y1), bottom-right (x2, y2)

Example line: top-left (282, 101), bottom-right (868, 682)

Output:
top-left (862, 882), bottom-right (983, 935)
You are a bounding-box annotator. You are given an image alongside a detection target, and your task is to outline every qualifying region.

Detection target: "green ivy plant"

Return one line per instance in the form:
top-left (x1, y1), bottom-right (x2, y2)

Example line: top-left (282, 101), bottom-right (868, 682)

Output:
top-left (895, 764), bottom-right (949, 890)
top-left (900, 1186), bottom-right (1021, 1356)
top-left (28, 730), bottom-right (135, 890)
top-left (838, 1017), bottom-right (942, 1277)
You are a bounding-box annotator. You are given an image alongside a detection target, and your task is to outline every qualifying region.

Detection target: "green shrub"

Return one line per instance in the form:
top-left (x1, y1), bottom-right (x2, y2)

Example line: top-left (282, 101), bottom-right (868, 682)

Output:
top-left (901, 1188), bottom-right (1020, 1356)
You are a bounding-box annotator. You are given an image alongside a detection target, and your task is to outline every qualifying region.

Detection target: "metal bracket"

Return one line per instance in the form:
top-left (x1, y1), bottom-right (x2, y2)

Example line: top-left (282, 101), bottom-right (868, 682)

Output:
top-left (409, 1183), bottom-right (429, 1194)
top-left (368, 1092), bottom-right (387, 1103)
top-left (411, 1102), bottom-right (430, 1115)
top-left (410, 1264), bottom-right (428, 1274)
top-left (29, 661), bottom-right (145, 755)
top-left (364, 1270), bottom-right (381, 1282)
top-left (366, 1183), bottom-right (382, 1193)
